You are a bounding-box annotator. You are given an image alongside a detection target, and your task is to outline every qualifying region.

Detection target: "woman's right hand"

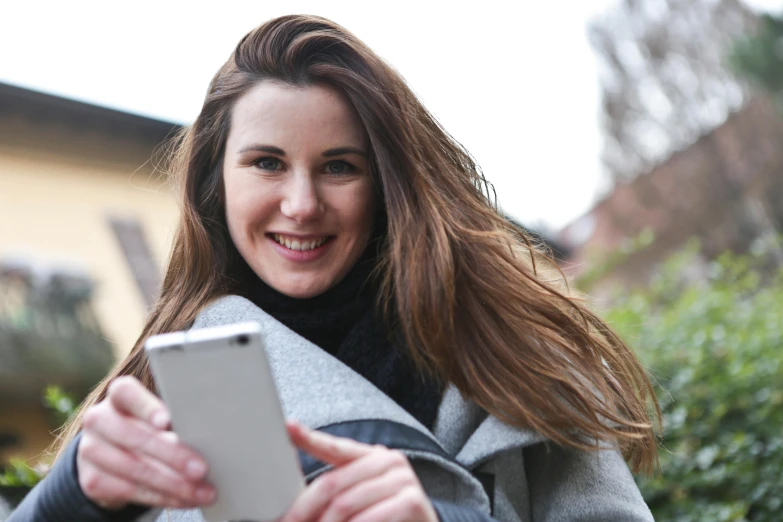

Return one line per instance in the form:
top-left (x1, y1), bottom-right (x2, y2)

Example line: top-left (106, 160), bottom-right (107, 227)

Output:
top-left (76, 376), bottom-right (216, 510)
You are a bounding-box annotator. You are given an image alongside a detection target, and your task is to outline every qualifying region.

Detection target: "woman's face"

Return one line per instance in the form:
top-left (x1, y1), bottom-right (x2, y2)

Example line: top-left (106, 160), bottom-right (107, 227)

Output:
top-left (223, 81), bottom-right (376, 299)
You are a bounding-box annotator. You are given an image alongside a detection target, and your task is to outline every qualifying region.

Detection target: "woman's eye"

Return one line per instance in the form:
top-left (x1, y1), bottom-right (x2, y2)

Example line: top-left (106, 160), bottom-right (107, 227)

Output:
top-left (325, 160), bottom-right (353, 175)
top-left (255, 157), bottom-right (281, 171)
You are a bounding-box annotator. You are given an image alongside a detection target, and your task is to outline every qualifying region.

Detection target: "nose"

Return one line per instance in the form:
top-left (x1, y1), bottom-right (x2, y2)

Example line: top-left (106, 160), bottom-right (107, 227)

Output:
top-left (280, 172), bottom-right (324, 223)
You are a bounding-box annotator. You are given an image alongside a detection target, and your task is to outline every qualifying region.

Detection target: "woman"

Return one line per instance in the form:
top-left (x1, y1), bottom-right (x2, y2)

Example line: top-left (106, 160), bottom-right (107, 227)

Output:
top-left (11, 14), bottom-right (658, 522)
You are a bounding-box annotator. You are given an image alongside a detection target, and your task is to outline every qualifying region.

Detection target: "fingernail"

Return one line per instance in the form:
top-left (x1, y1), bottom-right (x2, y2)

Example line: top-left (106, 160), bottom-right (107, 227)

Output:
top-left (151, 411), bottom-right (170, 429)
top-left (186, 459), bottom-right (207, 479)
top-left (197, 486), bottom-right (216, 504)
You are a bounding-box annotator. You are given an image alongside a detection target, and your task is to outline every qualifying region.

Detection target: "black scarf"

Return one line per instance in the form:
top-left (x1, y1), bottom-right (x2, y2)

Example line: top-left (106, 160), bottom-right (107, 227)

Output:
top-left (240, 246), bottom-right (443, 430)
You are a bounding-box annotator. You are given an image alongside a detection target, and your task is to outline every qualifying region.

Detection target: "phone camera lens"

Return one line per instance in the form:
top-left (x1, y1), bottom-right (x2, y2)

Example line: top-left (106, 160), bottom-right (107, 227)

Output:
top-left (236, 334), bottom-right (250, 345)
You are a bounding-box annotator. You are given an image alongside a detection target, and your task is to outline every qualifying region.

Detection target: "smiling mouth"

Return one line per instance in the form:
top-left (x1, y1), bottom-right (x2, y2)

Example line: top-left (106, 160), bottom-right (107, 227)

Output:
top-left (269, 233), bottom-right (333, 251)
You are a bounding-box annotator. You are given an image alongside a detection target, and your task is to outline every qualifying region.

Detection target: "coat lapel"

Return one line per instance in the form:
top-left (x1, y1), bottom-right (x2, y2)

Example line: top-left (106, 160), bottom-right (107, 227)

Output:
top-left (433, 382), bottom-right (546, 469)
top-left (193, 296), bottom-right (545, 501)
top-left (193, 296), bottom-right (435, 436)
top-left (193, 296), bottom-right (493, 510)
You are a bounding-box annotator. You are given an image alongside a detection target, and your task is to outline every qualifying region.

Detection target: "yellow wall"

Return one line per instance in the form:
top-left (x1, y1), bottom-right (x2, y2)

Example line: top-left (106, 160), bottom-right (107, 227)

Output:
top-left (0, 110), bottom-right (180, 463)
top-left (0, 112), bottom-right (180, 357)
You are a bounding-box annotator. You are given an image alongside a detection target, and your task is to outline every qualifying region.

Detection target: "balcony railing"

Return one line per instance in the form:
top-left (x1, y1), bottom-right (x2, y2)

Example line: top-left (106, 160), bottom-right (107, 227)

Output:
top-left (0, 258), bottom-right (114, 406)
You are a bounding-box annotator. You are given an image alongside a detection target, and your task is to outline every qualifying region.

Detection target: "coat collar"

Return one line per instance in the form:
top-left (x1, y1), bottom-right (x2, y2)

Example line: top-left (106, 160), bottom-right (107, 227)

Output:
top-left (193, 295), bottom-right (546, 468)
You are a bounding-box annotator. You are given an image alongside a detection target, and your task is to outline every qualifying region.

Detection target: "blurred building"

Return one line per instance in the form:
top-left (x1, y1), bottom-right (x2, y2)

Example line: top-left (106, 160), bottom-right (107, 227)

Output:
top-left (559, 96), bottom-right (783, 292)
top-left (0, 82), bottom-right (181, 463)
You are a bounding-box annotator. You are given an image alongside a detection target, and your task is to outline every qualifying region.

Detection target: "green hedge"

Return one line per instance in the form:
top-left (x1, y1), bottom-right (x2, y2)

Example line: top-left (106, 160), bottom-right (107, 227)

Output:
top-left (0, 387), bottom-right (75, 492)
top-left (602, 243), bottom-right (783, 521)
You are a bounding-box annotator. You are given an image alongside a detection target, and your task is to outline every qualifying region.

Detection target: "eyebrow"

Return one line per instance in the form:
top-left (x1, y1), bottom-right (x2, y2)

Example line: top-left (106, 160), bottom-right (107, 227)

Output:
top-left (237, 144), bottom-right (367, 157)
top-left (323, 147), bottom-right (367, 158)
top-left (238, 145), bottom-right (285, 155)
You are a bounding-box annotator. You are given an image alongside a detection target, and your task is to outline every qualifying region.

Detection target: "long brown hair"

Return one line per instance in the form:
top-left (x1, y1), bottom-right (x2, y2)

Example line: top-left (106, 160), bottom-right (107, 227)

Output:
top-left (54, 15), bottom-right (659, 472)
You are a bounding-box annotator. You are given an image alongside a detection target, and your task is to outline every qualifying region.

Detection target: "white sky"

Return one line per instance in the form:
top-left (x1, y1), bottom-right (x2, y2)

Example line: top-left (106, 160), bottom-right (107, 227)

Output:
top-left (1, 0), bottom-right (778, 231)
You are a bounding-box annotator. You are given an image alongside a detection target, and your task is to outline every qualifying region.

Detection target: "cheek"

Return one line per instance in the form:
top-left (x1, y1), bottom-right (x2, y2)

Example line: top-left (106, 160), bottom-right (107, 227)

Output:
top-left (223, 179), bottom-right (247, 240)
top-left (343, 183), bottom-right (376, 238)
top-left (224, 175), bottom-right (273, 243)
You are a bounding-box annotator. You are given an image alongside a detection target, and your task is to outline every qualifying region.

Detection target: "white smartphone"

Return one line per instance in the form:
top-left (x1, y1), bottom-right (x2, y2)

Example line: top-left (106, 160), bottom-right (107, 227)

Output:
top-left (144, 322), bottom-right (304, 522)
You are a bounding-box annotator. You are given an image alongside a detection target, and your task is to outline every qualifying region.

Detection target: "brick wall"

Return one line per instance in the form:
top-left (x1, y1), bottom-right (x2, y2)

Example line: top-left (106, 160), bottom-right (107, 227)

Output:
top-left (558, 96), bottom-right (783, 292)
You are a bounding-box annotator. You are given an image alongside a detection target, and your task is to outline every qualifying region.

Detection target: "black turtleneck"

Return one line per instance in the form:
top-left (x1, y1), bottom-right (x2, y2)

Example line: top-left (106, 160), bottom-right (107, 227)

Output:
top-left (241, 244), bottom-right (443, 430)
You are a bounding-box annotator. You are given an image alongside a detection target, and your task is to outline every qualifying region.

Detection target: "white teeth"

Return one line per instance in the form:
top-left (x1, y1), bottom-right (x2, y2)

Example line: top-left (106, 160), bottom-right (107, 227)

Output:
top-left (273, 234), bottom-right (328, 251)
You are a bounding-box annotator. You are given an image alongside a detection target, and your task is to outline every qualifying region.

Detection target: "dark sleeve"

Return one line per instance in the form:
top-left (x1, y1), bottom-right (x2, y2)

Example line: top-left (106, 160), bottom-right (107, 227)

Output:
top-left (431, 499), bottom-right (497, 522)
top-left (8, 432), bottom-right (149, 522)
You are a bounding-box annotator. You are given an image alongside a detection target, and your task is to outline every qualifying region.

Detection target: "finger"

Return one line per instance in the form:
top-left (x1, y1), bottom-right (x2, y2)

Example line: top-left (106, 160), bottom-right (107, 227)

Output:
top-left (318, 467), bottom-right (416, 522)
top-left (83, 402), bottom-right (208, 480)
top-left (282, 447), bottom-right (406, 522)
top-left (287, 420), bottom-right (372, 466)
top-left (107, 376), bottom-right (170, 429)
top-left (79, 432), bottom-right (215, 506)
top-left (348, 486), bottom-right (436, 522)
top-left (80, 460), bottom-right (199, 510)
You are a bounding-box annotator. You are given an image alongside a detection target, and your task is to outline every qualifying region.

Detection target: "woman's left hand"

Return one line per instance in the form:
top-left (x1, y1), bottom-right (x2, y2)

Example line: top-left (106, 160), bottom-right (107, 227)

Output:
top-left (282, 420), bottom-right (439, 522)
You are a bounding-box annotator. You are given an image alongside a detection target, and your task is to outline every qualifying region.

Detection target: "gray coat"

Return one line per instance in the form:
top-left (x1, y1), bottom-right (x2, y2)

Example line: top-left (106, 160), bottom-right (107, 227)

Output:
top-left (141, 295), bottom-right (653, 522)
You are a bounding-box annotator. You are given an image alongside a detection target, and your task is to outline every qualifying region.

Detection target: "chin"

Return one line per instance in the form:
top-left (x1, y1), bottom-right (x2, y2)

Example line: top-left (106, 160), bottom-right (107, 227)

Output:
top-left (274, 278), bottom-right (331, 299)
